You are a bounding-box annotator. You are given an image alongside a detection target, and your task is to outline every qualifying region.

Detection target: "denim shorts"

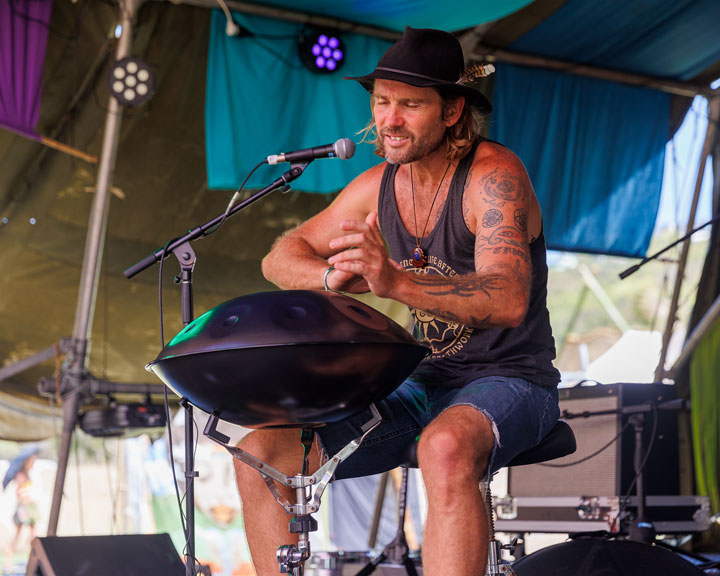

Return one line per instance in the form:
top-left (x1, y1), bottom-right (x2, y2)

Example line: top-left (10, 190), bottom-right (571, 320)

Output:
top-left (316, 376), bottom-right (560, 480)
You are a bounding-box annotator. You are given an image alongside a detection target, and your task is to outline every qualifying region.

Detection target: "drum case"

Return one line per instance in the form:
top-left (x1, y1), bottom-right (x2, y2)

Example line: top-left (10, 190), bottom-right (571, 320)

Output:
top-left (494, 494), bottom-right (711, 534)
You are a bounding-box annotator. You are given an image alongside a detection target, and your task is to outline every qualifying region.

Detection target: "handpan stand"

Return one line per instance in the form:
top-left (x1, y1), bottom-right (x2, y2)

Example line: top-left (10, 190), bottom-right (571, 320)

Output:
top-left (146, 290), bottom-right (428, 575)
top-left (204, 406), bottom-right (383, 575)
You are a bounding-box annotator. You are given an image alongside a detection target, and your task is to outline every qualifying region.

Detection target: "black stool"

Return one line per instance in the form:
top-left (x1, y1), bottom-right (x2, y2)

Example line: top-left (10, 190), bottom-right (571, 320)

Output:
top-left (359, 420), bottom-right (577, 576)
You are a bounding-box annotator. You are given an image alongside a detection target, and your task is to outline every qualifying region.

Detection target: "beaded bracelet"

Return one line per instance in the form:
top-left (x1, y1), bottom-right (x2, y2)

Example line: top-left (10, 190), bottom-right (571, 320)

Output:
top-left (323, 266), bottom-right (335, 292)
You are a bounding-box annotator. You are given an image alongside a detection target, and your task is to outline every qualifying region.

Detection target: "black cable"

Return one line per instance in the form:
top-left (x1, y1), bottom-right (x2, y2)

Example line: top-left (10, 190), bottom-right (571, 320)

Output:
top-left (204, 159), bottom-right (267, 237)
top-left (608, 404), bottom-right (659, 533)
top-left (539, 420), bottom-right (632, 468)
top-left (156, 241), bottom-right (198, 573)
top-left (8, 0), bottom-right (81, 41)
top-left (162, 387), bottom-right (189, 545)
top-left (157, 241), bottom-right (172, 348)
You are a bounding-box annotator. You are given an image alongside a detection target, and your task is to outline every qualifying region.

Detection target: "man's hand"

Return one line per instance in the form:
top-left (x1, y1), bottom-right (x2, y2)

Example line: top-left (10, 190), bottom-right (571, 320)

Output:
top-left (327, 212), bottom-right (403, 298)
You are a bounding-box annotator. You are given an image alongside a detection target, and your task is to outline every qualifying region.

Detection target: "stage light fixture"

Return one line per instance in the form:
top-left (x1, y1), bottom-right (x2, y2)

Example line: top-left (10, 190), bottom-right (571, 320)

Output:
top-left (299, 30), bottom-right (345, 74)
top-left (108, 57), bottom-right (155, 107)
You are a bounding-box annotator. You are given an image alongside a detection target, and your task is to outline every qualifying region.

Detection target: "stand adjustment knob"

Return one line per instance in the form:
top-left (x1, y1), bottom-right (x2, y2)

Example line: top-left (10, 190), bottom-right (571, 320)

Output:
top-left (289, 514), bottom-right (318, 533)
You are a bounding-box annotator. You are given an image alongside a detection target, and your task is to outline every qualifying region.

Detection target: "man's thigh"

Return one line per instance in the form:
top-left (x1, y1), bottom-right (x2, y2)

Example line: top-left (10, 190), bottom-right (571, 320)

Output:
top-left (440, 376), bottom-right (560, 474)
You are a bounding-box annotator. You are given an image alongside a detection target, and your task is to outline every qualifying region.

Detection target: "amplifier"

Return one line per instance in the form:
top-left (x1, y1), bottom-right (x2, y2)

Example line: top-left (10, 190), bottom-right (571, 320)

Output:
top-left (508, 383), bottom-right (680, 498)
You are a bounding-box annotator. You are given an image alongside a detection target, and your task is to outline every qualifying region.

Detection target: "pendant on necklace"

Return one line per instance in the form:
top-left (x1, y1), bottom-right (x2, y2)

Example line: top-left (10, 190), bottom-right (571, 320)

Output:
top-left (412, 246), bottom-right (427, 268)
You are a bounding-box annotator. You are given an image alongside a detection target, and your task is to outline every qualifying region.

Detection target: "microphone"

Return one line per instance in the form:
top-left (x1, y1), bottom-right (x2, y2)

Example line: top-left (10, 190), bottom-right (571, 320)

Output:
top-left (266, 138), bottom-right (355, 165)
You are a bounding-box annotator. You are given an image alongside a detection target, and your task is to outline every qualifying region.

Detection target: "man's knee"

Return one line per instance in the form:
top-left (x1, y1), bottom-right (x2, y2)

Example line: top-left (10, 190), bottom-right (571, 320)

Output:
top-left (417, 408), bottom-right (495, 482)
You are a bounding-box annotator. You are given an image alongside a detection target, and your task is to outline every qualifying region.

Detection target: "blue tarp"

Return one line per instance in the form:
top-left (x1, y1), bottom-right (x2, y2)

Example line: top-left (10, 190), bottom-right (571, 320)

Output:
top-left (509, 0), bottom-right (720, 81)
top-left (495, 0), bottom-right (718, 256)
top-left (490, 65), bottom-right (669, 257)
top-left (205, 0), bottom-right (718, 256)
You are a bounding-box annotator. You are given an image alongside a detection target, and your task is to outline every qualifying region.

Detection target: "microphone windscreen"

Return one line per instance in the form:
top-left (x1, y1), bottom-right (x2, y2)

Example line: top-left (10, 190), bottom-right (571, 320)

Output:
top-left (335, 138), bottom-right (355, 160)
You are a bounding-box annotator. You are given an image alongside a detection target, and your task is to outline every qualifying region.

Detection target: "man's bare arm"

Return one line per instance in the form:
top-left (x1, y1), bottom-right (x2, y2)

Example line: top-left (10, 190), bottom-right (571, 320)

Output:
top-left (261, 164), bottom-right (384, 291)
top-left (328, 146), bottom-right (536, 328)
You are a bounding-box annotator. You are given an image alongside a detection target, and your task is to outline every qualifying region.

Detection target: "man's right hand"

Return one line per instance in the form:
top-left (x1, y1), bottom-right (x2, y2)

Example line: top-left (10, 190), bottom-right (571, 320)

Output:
top-left (325, 266), bottom-right (370, 294)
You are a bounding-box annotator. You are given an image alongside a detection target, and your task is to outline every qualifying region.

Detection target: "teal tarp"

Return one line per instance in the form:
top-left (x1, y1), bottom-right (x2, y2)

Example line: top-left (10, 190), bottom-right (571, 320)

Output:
top-left (205, 0), bottom-right (536, 194)
top-left (205, 10), bottom-right (391, 193)
top-left (205, 2), bottom-right (674, 256)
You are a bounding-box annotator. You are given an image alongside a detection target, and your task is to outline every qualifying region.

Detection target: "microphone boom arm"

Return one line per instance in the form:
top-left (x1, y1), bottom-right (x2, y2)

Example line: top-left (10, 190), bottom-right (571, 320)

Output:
top-left (124, 162), bottom-right (308, 279)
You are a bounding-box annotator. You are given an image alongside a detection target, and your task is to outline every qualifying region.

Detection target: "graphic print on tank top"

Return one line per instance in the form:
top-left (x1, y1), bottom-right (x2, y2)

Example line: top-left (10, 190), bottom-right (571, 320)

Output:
top-left (395, 256), bottom-right (474, 359)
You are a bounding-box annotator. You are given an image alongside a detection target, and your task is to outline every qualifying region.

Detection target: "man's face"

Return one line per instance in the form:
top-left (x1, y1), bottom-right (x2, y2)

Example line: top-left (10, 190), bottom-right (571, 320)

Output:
top-left (372, 79), bottom-right (447, 164)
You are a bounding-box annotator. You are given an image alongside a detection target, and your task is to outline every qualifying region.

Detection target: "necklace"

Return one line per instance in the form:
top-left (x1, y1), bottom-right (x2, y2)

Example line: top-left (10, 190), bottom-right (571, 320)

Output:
top-left (410, 160), bottom-right (452, 267)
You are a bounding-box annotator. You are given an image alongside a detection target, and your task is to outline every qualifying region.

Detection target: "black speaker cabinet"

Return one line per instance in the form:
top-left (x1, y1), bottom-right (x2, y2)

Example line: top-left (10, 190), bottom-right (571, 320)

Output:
top-left (25, 533), bottom-right (185, 576)
top-left (508, 383), bottom-right (679, 497)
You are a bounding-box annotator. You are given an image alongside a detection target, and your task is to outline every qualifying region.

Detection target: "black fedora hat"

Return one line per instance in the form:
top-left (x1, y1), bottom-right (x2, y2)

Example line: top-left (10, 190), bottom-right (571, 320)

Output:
top-left (345, 27), bottom-right (492, 113)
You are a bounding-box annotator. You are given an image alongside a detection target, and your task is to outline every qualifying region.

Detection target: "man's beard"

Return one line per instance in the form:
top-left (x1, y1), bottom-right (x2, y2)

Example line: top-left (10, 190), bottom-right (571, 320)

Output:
top-left (380, 126), bottom-right (446, 165)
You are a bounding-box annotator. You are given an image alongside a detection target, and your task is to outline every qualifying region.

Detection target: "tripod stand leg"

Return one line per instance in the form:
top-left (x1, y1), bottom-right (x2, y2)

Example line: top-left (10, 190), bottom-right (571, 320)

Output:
top-left (356, 468), bottom-right (419, 576)
top-left (402, 554), bottom-right (419, 576)
top-left (355, 552), bottom-right (387, 576)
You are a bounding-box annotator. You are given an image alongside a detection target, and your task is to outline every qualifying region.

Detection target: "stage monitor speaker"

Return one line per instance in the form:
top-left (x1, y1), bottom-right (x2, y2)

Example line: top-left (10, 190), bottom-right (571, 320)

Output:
top-left (25, 533), bottom-right (185, 576)
top-left (508, 383), bottom-right (679, 498)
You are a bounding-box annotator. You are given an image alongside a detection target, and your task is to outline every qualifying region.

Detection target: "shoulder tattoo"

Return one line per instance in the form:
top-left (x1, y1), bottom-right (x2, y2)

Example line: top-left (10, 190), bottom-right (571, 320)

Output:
top-left (480, 167), bottom-right (525, 206)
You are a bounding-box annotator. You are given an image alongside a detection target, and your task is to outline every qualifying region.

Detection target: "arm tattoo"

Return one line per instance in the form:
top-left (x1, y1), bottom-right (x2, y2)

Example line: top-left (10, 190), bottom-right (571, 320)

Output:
top-left (479, 226), bottom-right (525, 250)
top-left (514, 208), bottom-right (527, 233)
top-left (476, 224), bottom-right (531, 265)
top-left (408, 273), bottom-right (506, 299)
top-left (480, 168), bottom-right (526, 206)
top-left (481, 209), bottom-right (503, 228)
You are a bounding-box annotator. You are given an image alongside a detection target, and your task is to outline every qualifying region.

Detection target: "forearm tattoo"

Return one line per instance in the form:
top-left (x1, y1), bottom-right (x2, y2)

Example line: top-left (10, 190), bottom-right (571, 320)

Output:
top-left (408, 272), bottom-right (506, 298)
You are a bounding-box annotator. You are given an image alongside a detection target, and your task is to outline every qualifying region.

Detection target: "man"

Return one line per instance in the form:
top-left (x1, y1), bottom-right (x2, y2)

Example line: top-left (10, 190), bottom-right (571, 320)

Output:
top-left (235, 27), bottom-right (560, 575)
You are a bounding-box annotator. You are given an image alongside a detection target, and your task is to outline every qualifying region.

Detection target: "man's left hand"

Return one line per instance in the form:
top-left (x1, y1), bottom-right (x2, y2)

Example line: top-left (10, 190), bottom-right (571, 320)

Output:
top-left (327, 212), bottom-right (403, 298)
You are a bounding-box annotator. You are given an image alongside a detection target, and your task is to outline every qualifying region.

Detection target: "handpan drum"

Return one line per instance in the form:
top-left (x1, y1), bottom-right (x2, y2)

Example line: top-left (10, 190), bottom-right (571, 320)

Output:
top-left (146, 290), bottom-right (428, 428)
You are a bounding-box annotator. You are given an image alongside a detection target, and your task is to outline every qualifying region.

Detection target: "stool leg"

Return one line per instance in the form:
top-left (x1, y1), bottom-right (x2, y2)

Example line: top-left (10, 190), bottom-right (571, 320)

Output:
top-left (483, 481), bottom-right (517, 576)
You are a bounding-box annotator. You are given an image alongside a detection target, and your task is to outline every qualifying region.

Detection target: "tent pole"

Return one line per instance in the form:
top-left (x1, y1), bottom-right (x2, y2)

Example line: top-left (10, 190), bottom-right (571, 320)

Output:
top-left (46, 0), bottom-right (143, 536)
top-left (654, 94), bottom-right (720, 382)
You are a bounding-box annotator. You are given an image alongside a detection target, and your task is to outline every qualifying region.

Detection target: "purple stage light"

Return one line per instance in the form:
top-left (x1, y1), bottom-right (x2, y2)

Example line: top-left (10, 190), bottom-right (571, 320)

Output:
top-left (300, 30), bottom-right (346, 73)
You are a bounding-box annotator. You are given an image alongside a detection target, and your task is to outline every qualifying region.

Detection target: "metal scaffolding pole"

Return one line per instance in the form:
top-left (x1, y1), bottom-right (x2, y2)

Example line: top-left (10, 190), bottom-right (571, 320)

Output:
top-left (46, 0), bottom-right (144, 535)
top-left (654, 94), bottom-right (720, 381)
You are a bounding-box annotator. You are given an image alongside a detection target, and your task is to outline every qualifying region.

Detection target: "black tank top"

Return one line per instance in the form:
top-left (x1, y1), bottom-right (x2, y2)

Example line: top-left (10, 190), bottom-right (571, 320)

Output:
top-left (378, 140), bottom-right (560, 388)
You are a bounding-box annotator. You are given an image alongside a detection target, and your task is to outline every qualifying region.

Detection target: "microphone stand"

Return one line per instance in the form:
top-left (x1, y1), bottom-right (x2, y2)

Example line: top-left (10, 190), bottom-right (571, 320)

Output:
top-left (124, 162), bottom-right (309, 575)
top-left (618, 214), bottom-right (719, 280)
top-left (561, 397), bottom-right (688, 544)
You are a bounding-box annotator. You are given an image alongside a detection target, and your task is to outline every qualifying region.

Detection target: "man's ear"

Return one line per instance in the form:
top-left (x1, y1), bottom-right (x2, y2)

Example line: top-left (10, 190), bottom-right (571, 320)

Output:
top-left (444, 96), bottom-right (465, 127)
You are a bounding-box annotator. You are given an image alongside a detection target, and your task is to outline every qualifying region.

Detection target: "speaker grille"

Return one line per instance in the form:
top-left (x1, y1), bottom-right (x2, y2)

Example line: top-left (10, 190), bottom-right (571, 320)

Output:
top-left (509, 392), bottom-right (619, 497)
top-left (508, 384), bottom-right (679, 498)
